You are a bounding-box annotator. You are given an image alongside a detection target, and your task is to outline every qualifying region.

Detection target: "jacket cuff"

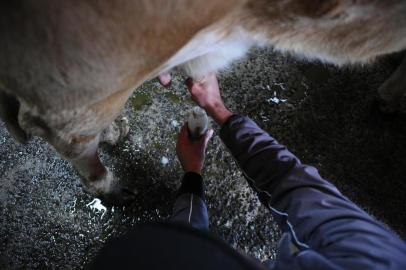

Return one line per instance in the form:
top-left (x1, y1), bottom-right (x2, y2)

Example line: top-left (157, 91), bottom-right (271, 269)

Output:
top-left (220, 114), bottom-right (250, 138)
top-left (176, 172), bottom-right (205, 200)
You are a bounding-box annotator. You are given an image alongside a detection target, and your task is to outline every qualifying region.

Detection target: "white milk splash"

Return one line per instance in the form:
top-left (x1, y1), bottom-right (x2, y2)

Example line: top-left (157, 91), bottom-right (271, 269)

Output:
top-left (267, 91), bottom-right (287, 104)
top-left (87, 198), bottom-right (107, 219)
top-left (161, 156), bottom-right (169, 165)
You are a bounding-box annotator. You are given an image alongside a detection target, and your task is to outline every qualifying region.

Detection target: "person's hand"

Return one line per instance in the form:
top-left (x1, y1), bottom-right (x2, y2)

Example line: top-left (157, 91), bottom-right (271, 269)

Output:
top-left (185, 73), bottom-right (233, 125)
top-left (176, 124), bottom-right (213, 174)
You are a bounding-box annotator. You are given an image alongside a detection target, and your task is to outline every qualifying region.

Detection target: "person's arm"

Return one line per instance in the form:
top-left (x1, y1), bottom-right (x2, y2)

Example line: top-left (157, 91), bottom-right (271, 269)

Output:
top-left (186, 74), bottom-right (406, 269)
top-left (171, 125), bottom-right (213, 230)
top-left (185, 76), bottom-right (232, 126)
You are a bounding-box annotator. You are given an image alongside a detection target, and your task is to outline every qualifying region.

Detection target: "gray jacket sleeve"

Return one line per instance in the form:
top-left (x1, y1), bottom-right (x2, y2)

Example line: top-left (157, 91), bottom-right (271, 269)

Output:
top-left (220, 115), bottom-right (406, 270)
top-left (171, 172), bottom-right (209, 231)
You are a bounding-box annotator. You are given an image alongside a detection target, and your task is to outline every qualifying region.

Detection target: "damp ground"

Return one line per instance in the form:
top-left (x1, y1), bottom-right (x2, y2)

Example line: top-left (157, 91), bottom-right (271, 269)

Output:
top-left (1, 48), bottom-right (405, 269)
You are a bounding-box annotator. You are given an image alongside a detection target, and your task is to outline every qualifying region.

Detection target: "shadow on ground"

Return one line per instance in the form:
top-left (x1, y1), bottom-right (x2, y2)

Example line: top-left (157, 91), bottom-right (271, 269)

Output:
top-left (0, 48), bottom-right (405, 269)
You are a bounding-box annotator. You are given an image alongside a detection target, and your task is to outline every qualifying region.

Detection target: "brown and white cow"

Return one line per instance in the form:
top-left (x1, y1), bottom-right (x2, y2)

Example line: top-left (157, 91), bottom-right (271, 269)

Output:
top-left (0, 0), bottom-right (405, 203)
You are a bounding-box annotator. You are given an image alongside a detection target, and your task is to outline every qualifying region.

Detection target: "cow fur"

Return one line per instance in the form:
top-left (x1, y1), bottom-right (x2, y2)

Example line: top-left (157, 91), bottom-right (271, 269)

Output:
top-left (0, 0), bottom-right (405, 203)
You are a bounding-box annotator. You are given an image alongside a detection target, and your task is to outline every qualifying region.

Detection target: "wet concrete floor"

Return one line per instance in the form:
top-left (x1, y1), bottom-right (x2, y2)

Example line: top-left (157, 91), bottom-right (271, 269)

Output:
top-left (1, 48), bottom-right (405, 269)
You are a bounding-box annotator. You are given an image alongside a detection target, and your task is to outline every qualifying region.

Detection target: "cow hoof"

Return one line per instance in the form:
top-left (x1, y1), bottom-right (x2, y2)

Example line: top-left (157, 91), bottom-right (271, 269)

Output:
top-left (99, 186), bottom-right (137, 206)
top-left (378, 98), bottom-right (398, 114)
top-left (379, 96), bottom-right (406, 114)
top-left (84, 170), bottom-right (136, 205)
top-left (400, 94), bottom-right (406, 114)
top-left (377, 74), bottom-right (406, 114)
top-left (378, 85), bottom-right (406, 114)
top-left (378, 55), bottom-right (406, 114)
top-left (100, 116), bottom-right (130, 146)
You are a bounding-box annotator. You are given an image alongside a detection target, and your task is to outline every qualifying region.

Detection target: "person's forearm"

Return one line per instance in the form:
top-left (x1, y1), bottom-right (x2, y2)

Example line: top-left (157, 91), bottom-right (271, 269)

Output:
top-left (220, 115), bottom-right (406, 269)
top-left (206, 103), bottom-right (233, 126)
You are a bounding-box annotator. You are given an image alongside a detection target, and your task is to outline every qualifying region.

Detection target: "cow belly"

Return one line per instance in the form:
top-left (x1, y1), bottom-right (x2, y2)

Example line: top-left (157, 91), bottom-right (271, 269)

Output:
top-left (160, 25), bottom-right (256, 79)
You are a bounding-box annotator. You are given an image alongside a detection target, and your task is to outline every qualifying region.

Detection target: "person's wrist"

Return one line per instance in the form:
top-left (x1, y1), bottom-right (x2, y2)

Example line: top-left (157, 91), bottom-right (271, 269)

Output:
top-left (183, 165), bottom-right (201, 174)
top-left (206, 103), bottom-right (232, 125)
top-left (185, 170), bottom-right (201, 175)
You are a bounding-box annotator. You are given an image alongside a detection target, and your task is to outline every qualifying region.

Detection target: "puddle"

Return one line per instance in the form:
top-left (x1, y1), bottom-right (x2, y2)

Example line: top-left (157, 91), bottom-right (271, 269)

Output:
top-left (131, 91), bottom-right (152, 111)
top-left (164, 91), bottom-right (181, 103)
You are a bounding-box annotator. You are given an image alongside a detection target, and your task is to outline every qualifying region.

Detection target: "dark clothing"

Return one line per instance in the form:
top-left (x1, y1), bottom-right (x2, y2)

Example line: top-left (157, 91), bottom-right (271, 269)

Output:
top-left (90, 222), bottom-right (266, 270)
top-left (221, 115), bottom-right (406, 269)
top-left (171, 172), bottom-right (209, 230)
top-left (171, 115), bottom-right (406, 269)
top-left (91, 115), bottom-right (406, 270)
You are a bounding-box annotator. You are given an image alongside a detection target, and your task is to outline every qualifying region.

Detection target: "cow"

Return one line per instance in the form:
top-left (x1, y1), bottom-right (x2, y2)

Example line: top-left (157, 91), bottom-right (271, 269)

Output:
top-left (0, 0), bottom-right (405, 204)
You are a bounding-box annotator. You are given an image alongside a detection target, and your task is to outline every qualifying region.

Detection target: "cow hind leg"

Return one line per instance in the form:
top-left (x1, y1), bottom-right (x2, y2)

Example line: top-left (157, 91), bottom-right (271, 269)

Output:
top-left (100, 116), bottom-right (130, 146)
top-left (53, 133), bottom-right (136, 204)
top-left (18, 108), bottom-right (135, 205)
top-left (0, 91), bottom-right (30, 143)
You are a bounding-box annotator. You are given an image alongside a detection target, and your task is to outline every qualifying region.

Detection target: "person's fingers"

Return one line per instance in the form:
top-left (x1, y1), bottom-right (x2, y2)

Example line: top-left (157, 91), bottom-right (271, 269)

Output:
top-left (180, 124), bottom-right (189, 138)
top-left (185, 77), bottom-right (204, 95)
top-left (186, 73), bottom-right (217, 89)
top-left (197, 129), bottom-right (214, 149)
top-left (204, 129), bottom-right (214, 145)
top-left (177, 124), bottom-right (189, 145)
top-left (204, 72), bottom-right (216, 83)
top-left (195, 72), bottom-right (216, 84)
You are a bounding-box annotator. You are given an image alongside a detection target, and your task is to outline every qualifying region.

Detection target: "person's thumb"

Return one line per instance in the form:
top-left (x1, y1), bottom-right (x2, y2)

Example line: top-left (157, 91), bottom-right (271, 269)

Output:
top-left (202, 129), bottom-right (214, 147)
top-left (177, 124), bottom-right (189, 144)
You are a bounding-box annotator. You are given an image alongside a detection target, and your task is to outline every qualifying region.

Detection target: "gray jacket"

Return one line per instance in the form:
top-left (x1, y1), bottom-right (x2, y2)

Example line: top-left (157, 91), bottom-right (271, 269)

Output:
top-left (220, 115), bottom-right (406, 270)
